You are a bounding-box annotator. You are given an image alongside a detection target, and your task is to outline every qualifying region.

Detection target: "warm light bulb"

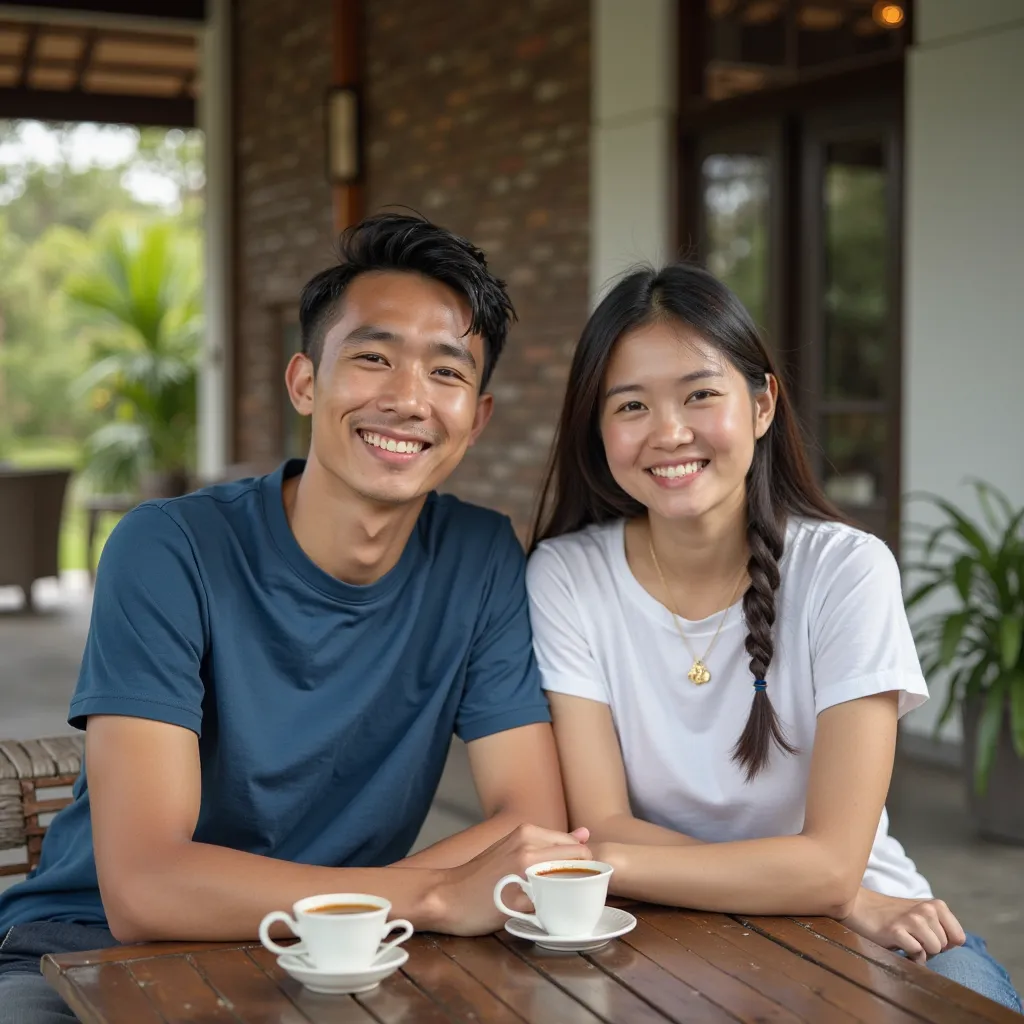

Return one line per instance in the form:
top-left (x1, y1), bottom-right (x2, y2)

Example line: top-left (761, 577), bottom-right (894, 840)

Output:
top-left (872, 1), bottom-right (905, 28)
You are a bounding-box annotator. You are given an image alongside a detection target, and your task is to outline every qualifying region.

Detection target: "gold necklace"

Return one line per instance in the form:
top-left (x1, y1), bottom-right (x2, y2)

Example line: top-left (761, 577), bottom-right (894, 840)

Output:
top-left (648, 532), bottom-right (747, 685)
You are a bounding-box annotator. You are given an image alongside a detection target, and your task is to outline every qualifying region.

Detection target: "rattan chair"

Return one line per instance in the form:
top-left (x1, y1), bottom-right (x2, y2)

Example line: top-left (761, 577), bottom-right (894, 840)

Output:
top-left (0, 735), bottom-right (84, 879)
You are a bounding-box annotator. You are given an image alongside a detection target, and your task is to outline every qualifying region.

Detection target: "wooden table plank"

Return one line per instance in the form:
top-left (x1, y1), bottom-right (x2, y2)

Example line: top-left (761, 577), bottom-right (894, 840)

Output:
top-left (501, 930), bottom-right (737, 1024)
top-left (742, 916), bottom-right (1014, 1024)
top-left (41, 961), bottom-right (169, 1024)
top-left (639, 906), bottom-right (873, 1023)
top-left (356, 970), bottom-right (462, 1024)
top-left (125, 956), bottom-right (241, 1023)
top-left (47, 940), bottom-right (249, 968)
top-left (434, 934), bottom-right (611, 1024)
top-left (685, 912), bottom-right (929, 1024)
top-left (190, 947), bottom-right (318, 1024)
top-left (795, 917), bottom-right (1022, 1024)
top-left (44, 909), bottom-right (1007, 1024)
top-left (399, 935), bottom-right (530, 1023)
top-left (622, 916), bottom-right (804, 1023)
top-left (246, 946), bottom-right (402, 1024)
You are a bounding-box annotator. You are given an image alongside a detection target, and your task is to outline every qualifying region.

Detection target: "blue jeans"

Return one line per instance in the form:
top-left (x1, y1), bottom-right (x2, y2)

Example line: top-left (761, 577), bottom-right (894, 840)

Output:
top-left (921, 932), bottom-right (1021, 1012)
top-left (0, 921), bottom-right (119, 1023)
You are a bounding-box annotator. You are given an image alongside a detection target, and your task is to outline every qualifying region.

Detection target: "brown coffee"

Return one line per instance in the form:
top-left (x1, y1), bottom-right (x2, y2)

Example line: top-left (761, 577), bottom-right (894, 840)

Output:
top-left (307, 903), bottom-right (381, 915)
top-left (536, 868), bottom-right (601, 878)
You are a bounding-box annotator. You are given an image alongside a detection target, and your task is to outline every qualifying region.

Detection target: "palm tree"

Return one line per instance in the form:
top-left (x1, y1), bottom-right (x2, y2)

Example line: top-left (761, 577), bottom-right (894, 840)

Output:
top-left (67, 214), bottom-right (203, 496)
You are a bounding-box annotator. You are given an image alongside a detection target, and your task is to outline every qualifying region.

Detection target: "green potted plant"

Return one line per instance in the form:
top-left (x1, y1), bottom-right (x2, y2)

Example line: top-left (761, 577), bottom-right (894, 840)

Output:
top-left (905, 481), bottom-right (1024, 844)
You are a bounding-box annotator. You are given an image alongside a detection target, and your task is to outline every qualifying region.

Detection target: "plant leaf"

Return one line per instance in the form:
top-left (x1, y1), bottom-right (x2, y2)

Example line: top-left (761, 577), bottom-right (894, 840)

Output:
top-left (953, 556), bottom-right (974, 603)
top-left (920, 493), bottom-right (995, 567)
top-left (1009, 671), bottom-right (1024, 759)
top-left (940, 611), bottom-right (970, 667)
top-left (905, 576), bottom-right (945, 609)
top-left (934, 669), bottom-right (966, 734)
top-left (1000, 615), bottom-right (1023, 671)
top-left (919, 653), bottom-right (944, 680)
top-left (964, 657), bottom-right (992, 698)
top-left (972, 479), bottom-right (1013, 532)
top-left (974, 683), bottom-right (1006, 797)
top-left (924, 524), bottom-right (959, 563)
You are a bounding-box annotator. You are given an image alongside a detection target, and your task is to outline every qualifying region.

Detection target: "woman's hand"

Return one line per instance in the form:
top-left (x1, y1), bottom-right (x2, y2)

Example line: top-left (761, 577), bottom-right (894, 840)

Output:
top-left (841, 888), bottom-right (966, 963)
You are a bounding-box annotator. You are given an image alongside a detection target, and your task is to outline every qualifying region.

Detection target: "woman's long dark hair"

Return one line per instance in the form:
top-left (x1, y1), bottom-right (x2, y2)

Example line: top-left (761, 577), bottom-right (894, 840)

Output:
top-left (530, 264), bottom-right (846, 781)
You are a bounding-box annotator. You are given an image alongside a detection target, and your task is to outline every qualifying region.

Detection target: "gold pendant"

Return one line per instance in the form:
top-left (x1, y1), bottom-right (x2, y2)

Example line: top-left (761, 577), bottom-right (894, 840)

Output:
top-left (688, 660), bottom-right (711, 685)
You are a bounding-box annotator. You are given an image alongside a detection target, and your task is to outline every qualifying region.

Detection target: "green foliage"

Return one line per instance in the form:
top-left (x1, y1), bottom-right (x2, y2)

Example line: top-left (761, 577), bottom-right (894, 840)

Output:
top-left (0, 120), bottom-right (204, 494)
top-left (68, 215), bottom-right (203, 492)
top-left (906, 481), bottom-right (1024, 796)
top-left (0, 217), bottom-right (97, 441)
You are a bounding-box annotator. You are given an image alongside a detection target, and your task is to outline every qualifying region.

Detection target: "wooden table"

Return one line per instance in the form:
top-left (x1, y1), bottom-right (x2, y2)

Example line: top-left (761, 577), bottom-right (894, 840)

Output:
top-left (44, 904), bottom-right (1018, 1023)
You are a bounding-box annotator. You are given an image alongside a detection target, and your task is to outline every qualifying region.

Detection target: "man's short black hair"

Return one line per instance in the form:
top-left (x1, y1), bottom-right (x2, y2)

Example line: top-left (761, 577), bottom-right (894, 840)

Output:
top-left (298, 213), bottom-right (516, 390)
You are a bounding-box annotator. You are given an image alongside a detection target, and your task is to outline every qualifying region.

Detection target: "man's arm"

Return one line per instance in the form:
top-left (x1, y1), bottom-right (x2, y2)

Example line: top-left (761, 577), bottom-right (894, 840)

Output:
top-left (397, 723), bottom-right (576, 869)
top-left (88, 715), bottom-right (592, 943)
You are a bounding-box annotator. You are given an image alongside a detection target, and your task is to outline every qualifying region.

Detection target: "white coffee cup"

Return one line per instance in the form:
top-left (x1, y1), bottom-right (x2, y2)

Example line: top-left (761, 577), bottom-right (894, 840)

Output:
top-left (258, 893), bottom-right (413, 972)
top-left (493, 859), bottom-right (613, 937)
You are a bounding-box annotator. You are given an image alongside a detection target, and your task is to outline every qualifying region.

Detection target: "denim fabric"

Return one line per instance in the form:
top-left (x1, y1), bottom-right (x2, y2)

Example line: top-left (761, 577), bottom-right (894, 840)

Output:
top-left (925, 932), bottom-right (1022, 1013)
top-left (0, 921), bottom-right (119, 1024)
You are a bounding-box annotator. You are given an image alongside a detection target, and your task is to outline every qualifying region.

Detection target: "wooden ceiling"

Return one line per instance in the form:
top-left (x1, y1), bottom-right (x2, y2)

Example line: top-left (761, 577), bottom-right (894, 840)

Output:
top-left (0, 8), bottom-right (202, 126)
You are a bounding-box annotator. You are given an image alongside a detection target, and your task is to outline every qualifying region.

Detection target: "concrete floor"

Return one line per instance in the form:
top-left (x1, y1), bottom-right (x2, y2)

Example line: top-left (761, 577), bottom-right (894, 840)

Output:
top-left (2, 575), bottom-right (1022, 992)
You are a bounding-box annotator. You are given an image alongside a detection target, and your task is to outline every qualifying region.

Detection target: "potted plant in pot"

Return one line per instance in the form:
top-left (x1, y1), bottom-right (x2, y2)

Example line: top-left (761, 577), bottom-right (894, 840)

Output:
top-left (905, 480), bottom-right (1024, 843)
top-left (68, 215), bottom-right (202, 499)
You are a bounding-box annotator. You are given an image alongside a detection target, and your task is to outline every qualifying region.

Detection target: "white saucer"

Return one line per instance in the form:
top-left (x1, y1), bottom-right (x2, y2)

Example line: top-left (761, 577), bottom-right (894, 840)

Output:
top-left (504, 907), bottom-right (637, 952)
top-left (277, 946), bottom-right (409, 995)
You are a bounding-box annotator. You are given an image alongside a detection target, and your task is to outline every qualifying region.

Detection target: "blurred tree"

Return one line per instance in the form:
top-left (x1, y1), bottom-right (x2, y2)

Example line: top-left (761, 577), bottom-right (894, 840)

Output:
top-left (68, 215), bottom-right (203, 496)
top-left (0, 219), bottom-right (95, 441)
top-left (0, 120), bottom-right (204, 468)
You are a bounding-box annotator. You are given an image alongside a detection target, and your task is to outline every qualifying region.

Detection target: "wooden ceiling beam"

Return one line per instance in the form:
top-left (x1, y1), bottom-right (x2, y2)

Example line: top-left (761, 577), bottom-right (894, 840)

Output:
top-left (0, 2), bottom-right (204, 22)
top-left (17, 21), bottom-right (37, 87)
top-left (73, 27), bottom-right (96, 90)
top-left (0, 84), bottom-right (194, 125)
top-left (27, 57), bottom-right (192, 77)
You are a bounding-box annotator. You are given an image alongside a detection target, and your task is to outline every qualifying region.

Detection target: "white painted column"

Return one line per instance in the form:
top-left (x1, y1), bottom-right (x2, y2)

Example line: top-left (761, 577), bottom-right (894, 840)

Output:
top-left (590, 0), bottom-right (677, 306)
top-left (901, 0), bottom-right (1024, 742)
top-left (197, 0), bottom-right (232, 480)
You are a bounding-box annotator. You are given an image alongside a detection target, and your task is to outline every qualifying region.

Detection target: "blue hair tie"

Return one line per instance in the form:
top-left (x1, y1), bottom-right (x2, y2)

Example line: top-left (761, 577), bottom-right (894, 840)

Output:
top-left (754, 679), bottom-right (767, 692)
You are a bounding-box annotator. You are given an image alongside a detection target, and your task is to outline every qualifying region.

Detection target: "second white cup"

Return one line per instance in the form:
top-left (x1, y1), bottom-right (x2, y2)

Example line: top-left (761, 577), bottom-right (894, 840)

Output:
top-left (493, 859), bottom-right (613, 937)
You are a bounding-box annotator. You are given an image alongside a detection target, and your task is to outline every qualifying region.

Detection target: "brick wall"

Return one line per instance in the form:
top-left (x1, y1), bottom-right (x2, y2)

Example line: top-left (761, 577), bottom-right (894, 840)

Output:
top-left (232, 0), bottom-right (336, 463)
top-left (232, 0), bottom-right (590, 537)
top-left (364, 0), bottom-right (590, 537)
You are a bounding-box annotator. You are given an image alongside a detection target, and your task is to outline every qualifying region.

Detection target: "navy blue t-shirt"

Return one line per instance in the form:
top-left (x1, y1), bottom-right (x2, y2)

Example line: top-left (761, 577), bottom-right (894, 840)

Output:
top-left (0, 460), bottom-right (550, 929)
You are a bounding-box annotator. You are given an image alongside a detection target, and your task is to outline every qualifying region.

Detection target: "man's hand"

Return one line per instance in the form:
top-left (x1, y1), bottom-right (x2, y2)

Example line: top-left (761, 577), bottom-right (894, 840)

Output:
top-left (841, 888), bottom-right (966, 963)
top-left (430, 824), bottom-right (591, 936)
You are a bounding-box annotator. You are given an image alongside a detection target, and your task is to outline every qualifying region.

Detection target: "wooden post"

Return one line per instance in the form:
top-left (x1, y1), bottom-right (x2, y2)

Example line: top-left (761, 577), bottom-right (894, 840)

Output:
top-left (332, 0), bottom-right (364, 232)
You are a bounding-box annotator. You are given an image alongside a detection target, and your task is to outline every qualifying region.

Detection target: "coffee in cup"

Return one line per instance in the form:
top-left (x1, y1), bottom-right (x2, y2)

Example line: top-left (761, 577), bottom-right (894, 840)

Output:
top-left (493, 859), bottom-right (612, 937)
top-left (259, 893), bottom-right (413, 972)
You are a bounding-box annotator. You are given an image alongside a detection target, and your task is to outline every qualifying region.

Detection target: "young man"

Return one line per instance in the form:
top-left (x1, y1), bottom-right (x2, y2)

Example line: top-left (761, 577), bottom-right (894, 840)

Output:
top-left (0, 213), bottom-right (590, 1022)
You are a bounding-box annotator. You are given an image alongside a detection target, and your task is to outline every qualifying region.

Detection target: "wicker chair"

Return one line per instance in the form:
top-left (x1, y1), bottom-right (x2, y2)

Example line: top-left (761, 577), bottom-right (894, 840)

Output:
top-left (0, 735), bottom-right (84, 879)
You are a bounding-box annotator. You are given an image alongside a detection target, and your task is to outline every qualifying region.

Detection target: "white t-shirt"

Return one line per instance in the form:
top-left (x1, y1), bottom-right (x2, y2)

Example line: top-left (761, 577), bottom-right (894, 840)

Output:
top-left (527, 516), bottom-right (933, 899)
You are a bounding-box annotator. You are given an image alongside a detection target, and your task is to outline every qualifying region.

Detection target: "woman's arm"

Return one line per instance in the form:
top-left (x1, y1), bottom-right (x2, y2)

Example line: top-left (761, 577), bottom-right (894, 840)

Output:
top-left (548, 693), bottom-right (703, 848)
top-left (551, 690), bottom-right (899, 917)
top-left (552, 691), bottom-right (966, 958)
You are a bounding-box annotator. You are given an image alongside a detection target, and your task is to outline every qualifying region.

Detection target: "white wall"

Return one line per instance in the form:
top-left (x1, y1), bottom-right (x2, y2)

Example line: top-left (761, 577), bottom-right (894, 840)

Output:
top-left (900, 0), bottom-right (1024, 740)
top-left (590, 0), bottom-right (677, 304)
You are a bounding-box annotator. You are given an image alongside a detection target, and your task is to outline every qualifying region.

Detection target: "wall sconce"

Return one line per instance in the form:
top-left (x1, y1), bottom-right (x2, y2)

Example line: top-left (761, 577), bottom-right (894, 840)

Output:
top-left (325, 86), bottom-right (361, 184)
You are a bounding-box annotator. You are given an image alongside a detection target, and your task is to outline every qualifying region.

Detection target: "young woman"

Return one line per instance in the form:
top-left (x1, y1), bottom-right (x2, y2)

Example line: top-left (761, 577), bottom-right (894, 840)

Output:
top-left (526, 263), bottom-right (1021, 1011)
